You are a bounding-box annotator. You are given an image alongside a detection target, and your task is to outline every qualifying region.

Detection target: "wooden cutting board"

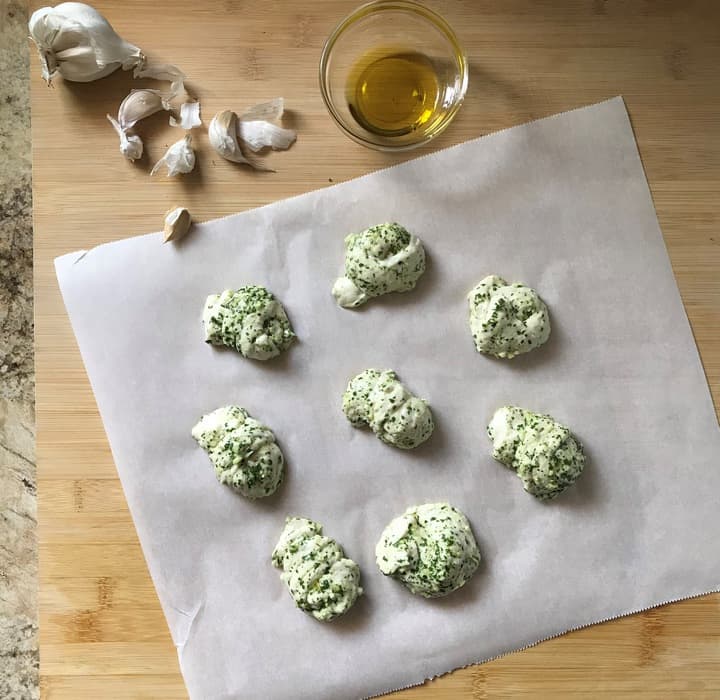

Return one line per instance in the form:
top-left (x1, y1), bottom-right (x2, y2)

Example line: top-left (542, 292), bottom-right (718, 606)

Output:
top-left (33, 1), bottom-right (720, 697)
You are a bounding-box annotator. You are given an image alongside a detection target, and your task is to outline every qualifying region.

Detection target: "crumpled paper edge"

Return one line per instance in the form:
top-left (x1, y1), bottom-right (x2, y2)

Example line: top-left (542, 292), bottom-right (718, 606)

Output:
top-left (366, 587), bottom-right (720, 699)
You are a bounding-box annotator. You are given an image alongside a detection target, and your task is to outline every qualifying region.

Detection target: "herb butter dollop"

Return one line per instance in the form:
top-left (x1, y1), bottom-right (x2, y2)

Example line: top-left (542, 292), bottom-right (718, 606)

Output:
top-left (375, 503), bottom-right (481, 598)
top-left (488, 406), bottom-right (585, 500)
top-left (192, 405), bottom-right (284, 499)
top-left (272, 517), bottom-right (363, 622)
top-left (202, 285), bottom-right (295, 360)
top-left (467, 275), bottom-right (550, 359)
top-left (332, 222), bottom-right (426, 308)
top-left (342, 369), bottom-right (434, 449)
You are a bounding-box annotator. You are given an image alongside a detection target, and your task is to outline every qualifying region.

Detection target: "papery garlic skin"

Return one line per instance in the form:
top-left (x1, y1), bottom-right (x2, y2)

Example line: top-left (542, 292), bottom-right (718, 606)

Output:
top-left (240, 97), bottom-right (284, 121)
top-left (151, 135), bottom-right (195, 177)
top-left (134, 63), bottom-right (186, 98)
top-left (235, 97), bottom-right (296, 154)
top-left (237, 121), bottom-right (296, 153)
top-left (29, 3), bottom-right (144, 84)
top-left (107, 115), bottom-right (143, 161)
top-left (170, 102), bottom-right (201, 130)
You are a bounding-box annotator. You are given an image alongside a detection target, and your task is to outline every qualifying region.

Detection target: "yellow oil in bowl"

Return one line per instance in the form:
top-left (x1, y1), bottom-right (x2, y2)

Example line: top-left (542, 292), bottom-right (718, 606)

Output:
top-left (346, 47), bottom-right (442, 137)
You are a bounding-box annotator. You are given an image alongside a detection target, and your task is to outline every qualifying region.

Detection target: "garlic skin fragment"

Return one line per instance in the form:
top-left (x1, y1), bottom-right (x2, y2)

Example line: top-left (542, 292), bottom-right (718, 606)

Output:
top-left (236, 97), bottom-right (296, 153)
top-left (134, 63), bottom-right (186, 99)
top-left (170, 102), bottom-right (201, 130)
top-left (117, 89), bottom-right (171, 131)
top-left (237, 120), bottom-right (296, 153)
top-left (106, 114), bottom-right (143, 161)
top-left (29, 3), bottom-right (144, 84)
top-left (208, 111), bottom-right (272, 171)
top-left (240, 97), bottom-right (284, 121)
top-left (163, 207), bottom-right (191, 243)
top-left (151, 135), bottom-right (195, 177)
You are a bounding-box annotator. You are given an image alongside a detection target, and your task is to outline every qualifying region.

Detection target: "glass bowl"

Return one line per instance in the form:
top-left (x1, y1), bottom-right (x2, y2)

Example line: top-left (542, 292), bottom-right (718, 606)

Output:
top-left (319, 0), bottom-right (468, 151)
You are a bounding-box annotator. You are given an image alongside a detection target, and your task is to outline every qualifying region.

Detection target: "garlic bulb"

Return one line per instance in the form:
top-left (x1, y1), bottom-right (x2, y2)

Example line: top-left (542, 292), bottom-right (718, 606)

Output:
top-left (117, 89), bottom-right (171, 131)
top-left (208, 111), bottom-right (272, 171)
top-left (170, 102), bottom-right (201, 130)
top-left (151, 135), bottom-right (195, 177)
top-left (107, 115), bottom-right (143, 161)
top-left (29, 2), bottom-right (144, 84)
top-left (163, 206), bottom-right (192, 243)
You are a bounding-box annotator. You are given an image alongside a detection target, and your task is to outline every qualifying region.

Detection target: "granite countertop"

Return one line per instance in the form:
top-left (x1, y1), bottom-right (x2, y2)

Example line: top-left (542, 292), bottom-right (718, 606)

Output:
top-left (0, 1), bottom-right (38, 698)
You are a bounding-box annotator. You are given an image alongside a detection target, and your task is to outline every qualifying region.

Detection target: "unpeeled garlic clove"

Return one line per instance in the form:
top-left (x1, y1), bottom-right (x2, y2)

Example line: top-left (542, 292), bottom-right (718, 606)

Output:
top-left (163, 206), bottom-right (192, 243)
top-left (29, 3), bottom-right (145, 84)
top-left (208, 110), bottom-right (272, 171)
top-left (117, 89), bottom-right (171, 131)
top-left (106, 114), bottom-right (143, 161)
top-left (151, 135), bottom-right (195, 177)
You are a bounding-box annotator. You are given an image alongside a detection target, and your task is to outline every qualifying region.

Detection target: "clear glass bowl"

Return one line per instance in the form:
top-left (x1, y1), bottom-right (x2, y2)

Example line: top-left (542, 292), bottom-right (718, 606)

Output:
top-left (319, 1), bottom-right (468, 151)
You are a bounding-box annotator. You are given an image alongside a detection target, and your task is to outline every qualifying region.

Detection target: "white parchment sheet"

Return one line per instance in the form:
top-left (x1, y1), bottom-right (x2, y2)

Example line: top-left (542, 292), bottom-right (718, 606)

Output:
top-left (55, 98), bottom-right (720, 700)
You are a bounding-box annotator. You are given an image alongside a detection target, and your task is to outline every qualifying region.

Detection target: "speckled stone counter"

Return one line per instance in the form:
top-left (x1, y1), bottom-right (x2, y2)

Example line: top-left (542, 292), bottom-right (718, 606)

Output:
top-left (0, 1), bottom-right (38, 697)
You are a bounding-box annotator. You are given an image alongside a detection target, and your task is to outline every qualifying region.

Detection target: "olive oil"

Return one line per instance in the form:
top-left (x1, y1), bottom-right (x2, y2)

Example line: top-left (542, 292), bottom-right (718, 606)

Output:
top-left (347, 48), bottom-right (441, 137)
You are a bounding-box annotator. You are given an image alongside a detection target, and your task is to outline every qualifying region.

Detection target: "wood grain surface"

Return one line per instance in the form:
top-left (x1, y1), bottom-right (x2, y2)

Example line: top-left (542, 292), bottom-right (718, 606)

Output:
top-left (32, 1), bottom-right (720, 698)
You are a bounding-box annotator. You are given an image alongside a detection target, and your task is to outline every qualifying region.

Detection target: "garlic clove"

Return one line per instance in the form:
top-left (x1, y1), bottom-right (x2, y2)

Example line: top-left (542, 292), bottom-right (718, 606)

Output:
top-left (107, 114), bottom-right (143, 161)
top-left (29, 3), bottom-right (144, 84)
top-left (170, 102), bottom-right (201, 130)
top-left (163, 206), bottom-right (192, 243)
top-left (134, 62), bottom-right (186, 99)
top-left (208, 110), bottom-right (273, 171)
top-left (117, 89), bottom-right (171, 131)
top-left (151, 135), bottom-right (196, 177)
top-left (240, 97), bottom-right (284, 122)
top-left (236, 120), bottom-right (296, 153)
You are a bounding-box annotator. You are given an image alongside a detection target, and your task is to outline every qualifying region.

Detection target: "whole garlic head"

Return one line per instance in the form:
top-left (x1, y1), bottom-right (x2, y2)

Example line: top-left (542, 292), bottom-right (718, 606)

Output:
top-left (29, 2), bottom-right (144, 84)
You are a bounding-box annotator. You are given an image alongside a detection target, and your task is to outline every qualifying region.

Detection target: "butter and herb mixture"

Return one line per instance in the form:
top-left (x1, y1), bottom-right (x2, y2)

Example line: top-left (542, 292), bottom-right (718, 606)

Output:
top-left (192, 405), bottom-right (284, 499)
top-left (342, 369), bottom-right (434, 449)
top-left (332, 222), bottom-right (426, 308)
top-left (488, 406), bottom-right (585, 500)
top-left (202, 285), bottom-right (295, 360)
top-left (467, 275), bottom-right (550, 359)
top-left (375, 503), bottom-right (480, 598)
top-left (272, 517), bottom-right (363, 622)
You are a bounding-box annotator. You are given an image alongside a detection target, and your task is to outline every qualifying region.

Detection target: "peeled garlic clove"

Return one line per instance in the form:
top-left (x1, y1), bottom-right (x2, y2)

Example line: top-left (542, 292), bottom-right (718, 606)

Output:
top-left (208, 110), bottom-right (272, 171)
top-left (29, 3), bottom-right (144, 84)
top-left (240, 97), bottom-right (284, 121)
top-left (237, 120), bottom-right (296, 153)
top-left (170, 102), bottom-right (201, 130)
top-left (106, 114), bottom-right (143, 161)
top-left (163, 207), bottom-right (192, 243)
top-left (117, 89), bottom-right (171, 131)
top-left (134, 62), bottom-right (186, 98)
top-left (151, 135), bottom-right (195, 177)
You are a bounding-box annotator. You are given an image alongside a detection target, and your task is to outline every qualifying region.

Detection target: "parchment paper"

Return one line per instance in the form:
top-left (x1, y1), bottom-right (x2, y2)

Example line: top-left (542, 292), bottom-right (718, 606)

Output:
top-left (55, 97), bottom-right (720, 700)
